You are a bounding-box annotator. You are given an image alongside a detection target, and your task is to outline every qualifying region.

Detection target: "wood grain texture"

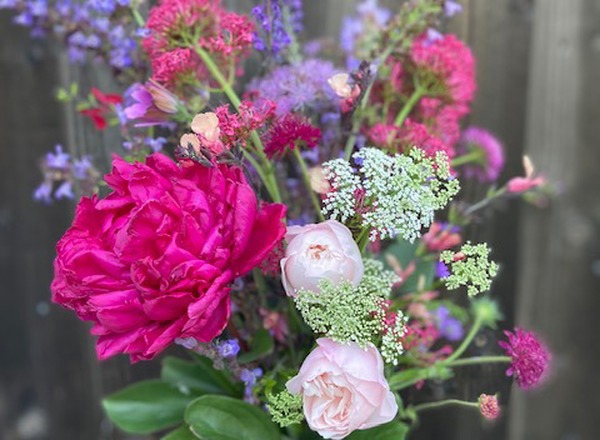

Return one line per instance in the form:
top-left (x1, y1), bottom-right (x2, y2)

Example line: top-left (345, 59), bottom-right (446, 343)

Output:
top-left (509, 0), bottom-right (600, 439)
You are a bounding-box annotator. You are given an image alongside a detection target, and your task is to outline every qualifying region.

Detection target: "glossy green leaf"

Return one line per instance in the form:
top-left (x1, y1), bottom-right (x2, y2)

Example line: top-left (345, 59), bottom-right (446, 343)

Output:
top-left (161, 356), bottom-right (239, 396)
top-left (185, 395), bottom-right (281, 440)
top-left (102, 380), bottom-right (191, 434)
top-left (346, 421), bottom-right (410, 440)
top-left (161, 424), bottom-right (200, 440)
top-left (238, 329), bottom-right (274, 364)
top-left (382, 239), bottom-right (435, 293)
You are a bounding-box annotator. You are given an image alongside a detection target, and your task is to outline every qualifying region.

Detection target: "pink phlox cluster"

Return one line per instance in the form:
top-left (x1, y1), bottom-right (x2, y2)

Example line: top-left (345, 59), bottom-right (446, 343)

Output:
top-left (264, 113), bottom-right (322, 158)
top-left (398, 119), bottom-right (455, 159)
top-left (411, 33), bottom-right (476, 106)
top-left (499, 328), bottom-right (551, 390)
top-left (142, 0), bottom-right (254, 88)
top-left (215, 100), bottom-right (276, 147)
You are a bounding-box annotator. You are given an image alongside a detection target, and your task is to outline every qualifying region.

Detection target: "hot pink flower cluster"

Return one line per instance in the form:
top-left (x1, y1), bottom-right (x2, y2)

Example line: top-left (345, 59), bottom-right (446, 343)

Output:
top-left (142, 0), bottom-right (254, 88)
top-left (215, 100), bottom-right (276, 147)
top-left (51, 154), bottom-right (286, 362)
top-left (411, 33), bottom-right (476, 106)
top-left (499, 328), bottom-right (551, 390)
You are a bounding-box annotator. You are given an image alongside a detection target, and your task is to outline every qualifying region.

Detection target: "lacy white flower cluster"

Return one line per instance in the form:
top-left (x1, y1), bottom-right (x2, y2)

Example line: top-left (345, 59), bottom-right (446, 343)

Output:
top-left (294, 259), bottom-right (405, 365)
top-left (322, 147), bottom-right (460, 242)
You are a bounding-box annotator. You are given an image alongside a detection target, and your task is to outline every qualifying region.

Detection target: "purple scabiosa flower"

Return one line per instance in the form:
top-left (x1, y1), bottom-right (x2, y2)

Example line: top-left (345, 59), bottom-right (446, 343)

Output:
top-left (247, 59), bottom-right (339, 115)
top-left (499, 328), bottom-right (550, 390)
top-left (456, 126), bottom-right (505, 182)
top-left (444, 1), bottom-right (463, 17)
top-left (216, 339), bottom-right (240, 359)
top-left (434, 306), bottom-right (464, 341)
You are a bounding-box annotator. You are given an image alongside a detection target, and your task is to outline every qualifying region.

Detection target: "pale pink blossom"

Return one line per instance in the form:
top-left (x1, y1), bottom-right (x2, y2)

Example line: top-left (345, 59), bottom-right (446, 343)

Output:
top-left (287, 338), bottom-right (398, 439)
top-left (328, 73), bottom-right (353, 98)
top-left (280, 220), bottom-right (363, 297)
top-left (191, 112), bottom-right (226, 154)
top-left (308, 166), bottom-right (332, 194)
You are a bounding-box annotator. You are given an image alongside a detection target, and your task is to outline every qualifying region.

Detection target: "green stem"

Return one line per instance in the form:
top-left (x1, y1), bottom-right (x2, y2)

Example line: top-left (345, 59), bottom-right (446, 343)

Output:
top-left (412, 399), bottom-right (479, 413)
top-left (194, 45), bottom-right (282, 203)
top-left (130, 8), bottom-right (145, 27)
top-left (395, 87), bottom-right (425, 127)
top-left (451, 149), bottom-right (485, 167)
top-left (293, 147), bottom-right (325, 222)
top-left (445, 356), bottom-right (511, 368)
top-left (356, 227), bottom-right (370, 254)
top-left (443, 314), bottom-right (483, 363)
top-left (464, 188), bottom-right (506, 216)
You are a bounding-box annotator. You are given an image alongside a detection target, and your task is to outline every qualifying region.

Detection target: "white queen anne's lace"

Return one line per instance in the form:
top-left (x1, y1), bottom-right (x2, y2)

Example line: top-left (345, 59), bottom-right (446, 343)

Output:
top-left (322, 147), bottom-right (460, 242)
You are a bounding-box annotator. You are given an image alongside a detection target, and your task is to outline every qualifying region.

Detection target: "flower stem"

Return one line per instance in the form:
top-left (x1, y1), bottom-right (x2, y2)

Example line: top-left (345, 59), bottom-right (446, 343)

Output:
top-left (395, 86), bottom-right (425, 127)
top-left (443, 314), bottom-right (483, 363)
top-left (412, 399), bottom-right (479, 413)
top-left (445, 356), bottom-right (511, 368)
top-left (292, 147), bottom-right (325, 222)
top-left (194, 46), bottom-right (282, 203)
top-left (463, 188), bottom-right (506, 216)
top-left (451, 149), bottom-right (485, 167)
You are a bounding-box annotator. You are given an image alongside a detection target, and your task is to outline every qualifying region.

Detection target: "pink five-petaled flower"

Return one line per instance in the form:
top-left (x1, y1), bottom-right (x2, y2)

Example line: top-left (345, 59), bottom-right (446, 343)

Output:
top-left (499, 328), bottom-right (551, 390)
top-left (51, 153), bottom-right (286, 362)
top-left (287, 338), bottom-right (398, 440)
top-left (507, 155), bottom-right (546, 193)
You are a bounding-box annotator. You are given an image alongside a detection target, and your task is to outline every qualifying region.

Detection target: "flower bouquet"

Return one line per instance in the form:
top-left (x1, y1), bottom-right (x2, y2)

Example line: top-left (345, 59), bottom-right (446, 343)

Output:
top-left (4, 0), bottom-right (553, 438)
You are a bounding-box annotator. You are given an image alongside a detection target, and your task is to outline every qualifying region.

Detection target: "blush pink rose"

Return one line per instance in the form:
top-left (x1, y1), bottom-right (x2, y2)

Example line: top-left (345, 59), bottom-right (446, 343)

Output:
top-left (280, 220), bottom-right (363, 297)
top-left (51, 154), bottom-right (286, 362)
top-left (287, 338), bottom-right (398, 439)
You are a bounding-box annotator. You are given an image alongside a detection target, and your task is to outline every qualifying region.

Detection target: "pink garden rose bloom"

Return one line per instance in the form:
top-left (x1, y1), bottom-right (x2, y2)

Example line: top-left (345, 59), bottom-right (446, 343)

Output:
top-left (287, 338), bottom-right (398, 439)
top-left (51, 154), bottom-right (286, 362)
top-left (280, 220), bottom-right (363, 297)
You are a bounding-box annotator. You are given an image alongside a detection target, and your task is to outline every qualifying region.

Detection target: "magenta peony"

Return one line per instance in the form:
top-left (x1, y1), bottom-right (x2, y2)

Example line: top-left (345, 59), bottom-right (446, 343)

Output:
top-left (51, 154), bottom-right (286, 362)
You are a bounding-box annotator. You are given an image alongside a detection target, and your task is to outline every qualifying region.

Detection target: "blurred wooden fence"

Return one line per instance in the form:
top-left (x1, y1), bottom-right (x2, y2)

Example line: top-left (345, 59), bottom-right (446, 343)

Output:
top-left (1, 0), bottom-right (599, 439)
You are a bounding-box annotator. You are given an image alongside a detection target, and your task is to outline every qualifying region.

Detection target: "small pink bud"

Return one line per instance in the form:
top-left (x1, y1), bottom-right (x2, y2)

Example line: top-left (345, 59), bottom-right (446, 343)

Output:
top-left (478, 394), bottom-right (500, 420)
top-left (452, 251), bottom-right (466, 262)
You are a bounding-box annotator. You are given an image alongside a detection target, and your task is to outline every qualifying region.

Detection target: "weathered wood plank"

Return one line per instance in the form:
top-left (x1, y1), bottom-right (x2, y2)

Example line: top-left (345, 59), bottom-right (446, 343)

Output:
top-left (510, 0), bottom-right (600, 438)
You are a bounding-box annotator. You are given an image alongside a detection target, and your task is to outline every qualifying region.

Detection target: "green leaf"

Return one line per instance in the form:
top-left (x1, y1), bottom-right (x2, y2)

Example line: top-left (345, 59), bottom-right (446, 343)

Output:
top-left (102, 380), bottom-right (192, 434)
top-left (161, 424), bottom-right (200, 440)
top-left (238, 329), bottom-right (274, 364)
top-left (161, 356), bottom-right (239, 396)
top-left (346, 421), bottom-right (410, 440)
top-left (383, 239), bottom-right (435, 293)
top-left (185, 395), bottom-right (281, 440)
